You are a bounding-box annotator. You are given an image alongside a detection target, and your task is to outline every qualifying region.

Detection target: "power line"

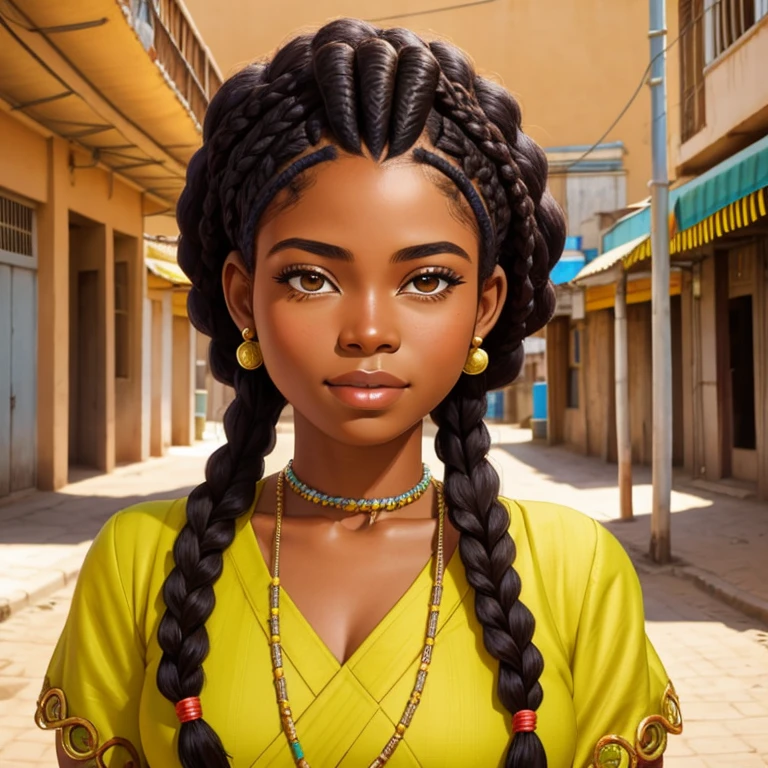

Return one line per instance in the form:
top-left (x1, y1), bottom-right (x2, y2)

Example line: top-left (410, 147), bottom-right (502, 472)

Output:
top-left (563, 6), bottom-right (706, 171)
top-left (368, 0), bottom-right (498, 23)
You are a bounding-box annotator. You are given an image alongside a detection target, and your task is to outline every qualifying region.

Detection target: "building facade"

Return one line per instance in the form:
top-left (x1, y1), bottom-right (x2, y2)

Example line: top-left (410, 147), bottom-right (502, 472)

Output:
top-left (0, 0), bottom-right (219, 497)
top-left (546, 1), bottom-right (768, 501)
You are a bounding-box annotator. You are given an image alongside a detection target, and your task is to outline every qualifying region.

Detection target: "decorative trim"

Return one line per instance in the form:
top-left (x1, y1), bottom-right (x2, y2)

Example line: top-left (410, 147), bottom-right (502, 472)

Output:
top-left (35, 679), bottom-right (141, 768)
top-left (589, 681), bottom-right (683, 768)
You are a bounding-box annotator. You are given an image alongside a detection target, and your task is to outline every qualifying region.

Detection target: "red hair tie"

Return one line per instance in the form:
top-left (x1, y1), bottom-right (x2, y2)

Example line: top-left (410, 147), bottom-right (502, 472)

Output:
top-left (512, 709), bottom-right (537, 734)
top-left (175, 697), bottom-right (203, 723)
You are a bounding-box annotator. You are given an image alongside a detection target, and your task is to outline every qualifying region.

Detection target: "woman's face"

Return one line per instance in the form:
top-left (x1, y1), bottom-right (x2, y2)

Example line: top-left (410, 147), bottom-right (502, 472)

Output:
top-left (224, 150), bottom-right (506, 446)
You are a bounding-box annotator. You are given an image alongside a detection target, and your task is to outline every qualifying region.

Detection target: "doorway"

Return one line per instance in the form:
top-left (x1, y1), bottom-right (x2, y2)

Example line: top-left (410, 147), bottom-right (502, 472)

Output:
top-left (0, 193), bottom-right (37, 497)
top-left (68, 214), bottom-right (106, 472)
top-left (729, 294), bottom-right (757, 480)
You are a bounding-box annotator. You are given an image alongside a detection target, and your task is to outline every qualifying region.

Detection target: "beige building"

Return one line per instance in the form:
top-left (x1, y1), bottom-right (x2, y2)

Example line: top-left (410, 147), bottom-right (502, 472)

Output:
top-left (547, 1), bottom-right (768, 500)
top-left (0, 0), bottom-right (220, 497)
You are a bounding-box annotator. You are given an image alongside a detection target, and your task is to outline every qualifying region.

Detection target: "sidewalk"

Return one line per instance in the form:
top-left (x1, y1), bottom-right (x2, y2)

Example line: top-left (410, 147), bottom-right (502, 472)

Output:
top-left (0, 418), bottom-right (295, 624)
top-left (1, 421), bottom-right (767, 627)
top-left (485, 425), bottom-right (768, 624)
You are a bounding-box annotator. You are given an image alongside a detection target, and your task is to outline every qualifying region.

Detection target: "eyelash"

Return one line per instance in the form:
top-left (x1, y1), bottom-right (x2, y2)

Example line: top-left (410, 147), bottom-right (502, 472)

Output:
top-left (272, 264), bottom-right (466, 301)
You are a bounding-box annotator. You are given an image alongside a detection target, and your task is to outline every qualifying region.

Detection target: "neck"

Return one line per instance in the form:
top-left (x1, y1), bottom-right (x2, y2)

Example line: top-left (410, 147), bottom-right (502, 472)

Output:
top-left (291, 411), bottom-right (426, 501)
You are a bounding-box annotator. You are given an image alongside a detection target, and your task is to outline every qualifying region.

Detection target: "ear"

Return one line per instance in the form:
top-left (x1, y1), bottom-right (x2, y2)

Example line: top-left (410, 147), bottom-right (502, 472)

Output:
top-left (221, 250), bottom-right (255, 334)
top-left (473, 264), bottom-right (508, 339)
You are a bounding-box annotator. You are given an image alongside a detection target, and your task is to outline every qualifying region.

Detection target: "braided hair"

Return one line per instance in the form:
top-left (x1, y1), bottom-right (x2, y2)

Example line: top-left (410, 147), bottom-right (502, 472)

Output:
top-left (162, 18), bottom-right (565, 768)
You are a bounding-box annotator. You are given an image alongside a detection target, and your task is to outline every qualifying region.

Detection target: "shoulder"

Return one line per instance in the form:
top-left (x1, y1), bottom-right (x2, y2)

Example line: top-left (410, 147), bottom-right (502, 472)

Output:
top-left (499, 496), bottom-right (635, 580)
top-left (78, 498), bottom-right (188, 627)
top-left (86, 497), bottom-right (187, 567)
top-left (497, 498), bottom-right (638, 650)
top-left (499, 497), bottom-right (603, 558)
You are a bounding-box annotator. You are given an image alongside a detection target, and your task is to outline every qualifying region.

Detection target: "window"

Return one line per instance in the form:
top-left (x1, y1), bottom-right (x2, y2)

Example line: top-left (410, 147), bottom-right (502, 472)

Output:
top-left (115, 261), bottom-right (130, 379)
top-left (704, 0), bottom-right (759, 63)
top-left (0, 194), bottom-right (34, 257)
top-left (567, 325), bottom-right (581, 409)
top-left (680, 0), bottom-right (706, 142)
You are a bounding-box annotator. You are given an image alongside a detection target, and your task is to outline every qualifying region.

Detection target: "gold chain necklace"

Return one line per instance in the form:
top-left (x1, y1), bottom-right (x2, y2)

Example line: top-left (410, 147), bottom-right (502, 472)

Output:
top-left (269, 469), bottom-right (446, 768)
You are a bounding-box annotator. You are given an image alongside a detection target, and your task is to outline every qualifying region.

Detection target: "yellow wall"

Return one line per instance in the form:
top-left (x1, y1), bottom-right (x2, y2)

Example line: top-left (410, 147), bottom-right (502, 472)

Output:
top-left (184, 0), bottom-right (660, 205)
top-left (0, 112), bottom-right (147, 490)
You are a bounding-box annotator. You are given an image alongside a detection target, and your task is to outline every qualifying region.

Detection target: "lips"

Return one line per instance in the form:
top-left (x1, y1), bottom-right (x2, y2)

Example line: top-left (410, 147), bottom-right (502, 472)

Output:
top-left (325, 370), bottom-right (408, 389)
top-left (324, 370), bottom-right (408, 410)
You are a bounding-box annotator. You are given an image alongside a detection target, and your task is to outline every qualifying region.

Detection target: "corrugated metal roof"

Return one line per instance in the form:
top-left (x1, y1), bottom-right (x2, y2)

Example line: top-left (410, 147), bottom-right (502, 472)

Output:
top-left (572, 235), bottom-right (649, 284)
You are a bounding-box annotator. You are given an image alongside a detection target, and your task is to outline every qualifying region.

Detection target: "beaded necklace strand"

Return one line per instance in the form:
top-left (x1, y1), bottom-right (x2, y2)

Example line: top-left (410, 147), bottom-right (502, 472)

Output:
top-left (269, 469), bottom-right (446, 768)
top-left (284, 460), bottom-right (433, 525)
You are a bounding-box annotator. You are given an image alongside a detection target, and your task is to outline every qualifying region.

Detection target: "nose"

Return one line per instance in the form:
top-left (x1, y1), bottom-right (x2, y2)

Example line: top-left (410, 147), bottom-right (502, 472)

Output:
top-left (337, 289), bottom-right (400, 356)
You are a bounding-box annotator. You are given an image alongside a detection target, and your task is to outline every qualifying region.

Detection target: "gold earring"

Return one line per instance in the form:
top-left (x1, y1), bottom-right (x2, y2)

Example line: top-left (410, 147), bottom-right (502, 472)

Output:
top-left (236, 327), bottom-right (263, 370)
top-left (463, 335), bottom-right (489, 375)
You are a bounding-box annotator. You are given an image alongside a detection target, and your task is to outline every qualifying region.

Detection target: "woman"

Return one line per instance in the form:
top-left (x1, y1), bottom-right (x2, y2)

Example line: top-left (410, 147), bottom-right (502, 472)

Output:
top-left (36, 17), bottom-right (682, 768)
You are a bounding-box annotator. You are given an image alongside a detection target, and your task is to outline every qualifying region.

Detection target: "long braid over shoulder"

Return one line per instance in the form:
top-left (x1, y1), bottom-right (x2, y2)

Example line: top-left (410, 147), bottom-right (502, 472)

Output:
top-left (162, 17), bottom-right (565, 767)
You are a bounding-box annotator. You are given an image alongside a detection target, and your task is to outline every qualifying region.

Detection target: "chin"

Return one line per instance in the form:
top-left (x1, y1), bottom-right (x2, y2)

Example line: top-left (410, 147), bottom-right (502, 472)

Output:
top-left (324, 413), bottom-right (424, 447)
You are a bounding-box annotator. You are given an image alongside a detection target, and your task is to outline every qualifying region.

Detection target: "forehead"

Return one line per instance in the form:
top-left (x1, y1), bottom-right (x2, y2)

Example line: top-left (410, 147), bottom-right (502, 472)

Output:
top-left (255, 153), bottom-right (480, 258)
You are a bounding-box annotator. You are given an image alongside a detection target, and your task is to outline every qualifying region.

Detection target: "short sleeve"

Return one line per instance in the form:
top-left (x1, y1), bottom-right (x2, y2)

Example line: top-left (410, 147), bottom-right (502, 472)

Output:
top-left (35, 511), bottom-right (147, 767)
top-left (571, 525), bottom-right (683, 768)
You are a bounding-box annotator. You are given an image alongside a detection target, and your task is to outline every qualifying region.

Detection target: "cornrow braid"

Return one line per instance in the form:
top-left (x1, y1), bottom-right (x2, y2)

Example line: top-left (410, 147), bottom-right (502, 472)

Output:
top-left (161, 17), bottom-right (565, 768)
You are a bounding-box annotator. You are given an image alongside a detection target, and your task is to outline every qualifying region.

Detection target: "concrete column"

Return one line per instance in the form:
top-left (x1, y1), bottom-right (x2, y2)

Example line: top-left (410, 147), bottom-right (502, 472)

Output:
top-left (114, 233), bottom-right (145, 464)
top-left (36, 137), bottom-right (69, 490)
top-left (698, 253), bottom-right (726, 480)
top-left (680, 270), bottom-right (696, 475)
top-left (141, 282), bottom-right (152, 460)
top-left (545, 317), bottom-right (569, 445)
top-left (103, 226), bottom-right (116, 474)
top-left (149, 290), bottom-right (173, 456)
top-left (614, 275), bottom-right (633, 520)
top-left (171, 312), bottom-right (196, 446)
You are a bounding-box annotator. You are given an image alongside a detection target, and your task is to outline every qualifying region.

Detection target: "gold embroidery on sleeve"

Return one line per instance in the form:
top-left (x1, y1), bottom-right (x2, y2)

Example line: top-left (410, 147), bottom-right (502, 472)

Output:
top-left (589, 681), bottom-right (683, 767)
top-left (35, 678), bottom-right (141, 768)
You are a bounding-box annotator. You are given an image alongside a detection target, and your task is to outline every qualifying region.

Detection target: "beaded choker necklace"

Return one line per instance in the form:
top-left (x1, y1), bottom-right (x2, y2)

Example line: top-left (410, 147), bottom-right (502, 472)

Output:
top-left (269, 469), bottom-right (446, 767)
top-left (284, 460), bottom-right (432, 525)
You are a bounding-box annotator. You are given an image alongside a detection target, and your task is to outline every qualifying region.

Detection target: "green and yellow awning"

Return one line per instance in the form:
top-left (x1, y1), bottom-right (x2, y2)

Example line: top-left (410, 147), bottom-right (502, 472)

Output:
top-left (601, 134), bottom-right (768, 271)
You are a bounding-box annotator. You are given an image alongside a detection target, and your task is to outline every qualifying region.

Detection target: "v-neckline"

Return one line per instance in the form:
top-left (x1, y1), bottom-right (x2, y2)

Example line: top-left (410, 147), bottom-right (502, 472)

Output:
top-left (227, 479), bottom-right (468, 691)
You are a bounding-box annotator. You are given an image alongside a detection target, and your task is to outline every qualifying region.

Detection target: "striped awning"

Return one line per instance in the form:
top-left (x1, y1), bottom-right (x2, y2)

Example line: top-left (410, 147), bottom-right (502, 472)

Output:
top-left (572, 235), bottom-right (649, 284)
top-left (145, 238), bottom-right (190, 286)
top-left (624, 187), bottom-right (767, 269)
top-left (674, 134), bottom-right (768, 232)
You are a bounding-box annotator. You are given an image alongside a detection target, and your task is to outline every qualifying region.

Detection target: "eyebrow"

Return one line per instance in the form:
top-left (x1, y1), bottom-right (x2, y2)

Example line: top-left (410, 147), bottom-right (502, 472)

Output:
top-left (266, 238), bottom-right (471, 263)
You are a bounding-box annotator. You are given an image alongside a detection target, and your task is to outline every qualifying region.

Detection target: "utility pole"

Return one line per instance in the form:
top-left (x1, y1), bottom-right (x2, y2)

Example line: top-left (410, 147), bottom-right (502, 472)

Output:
top-left (649, 0), bottom-right (672, 563)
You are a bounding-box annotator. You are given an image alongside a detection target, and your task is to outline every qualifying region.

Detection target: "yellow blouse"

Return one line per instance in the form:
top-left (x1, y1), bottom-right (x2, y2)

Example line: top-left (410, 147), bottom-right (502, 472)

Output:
top-left (36, 484), bottom-right (682, 768)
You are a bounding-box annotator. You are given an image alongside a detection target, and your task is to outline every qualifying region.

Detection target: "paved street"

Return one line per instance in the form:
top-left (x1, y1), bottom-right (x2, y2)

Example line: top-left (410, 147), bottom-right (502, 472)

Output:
top-left (1, 424), bottom-right (767, 766)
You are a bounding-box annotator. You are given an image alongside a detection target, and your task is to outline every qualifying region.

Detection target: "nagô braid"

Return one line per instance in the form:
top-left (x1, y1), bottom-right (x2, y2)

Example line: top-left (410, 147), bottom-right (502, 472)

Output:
top-left (156, 369), bottom-right (285, 768)
top-left (432, 375), bottom-right (546, 768)
top-left (162, 18), bottom-right (566, 768)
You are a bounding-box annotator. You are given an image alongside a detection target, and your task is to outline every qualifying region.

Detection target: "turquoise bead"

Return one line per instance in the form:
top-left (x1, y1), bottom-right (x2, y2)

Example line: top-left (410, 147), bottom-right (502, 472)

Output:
top-left (291, 741), bottom-right (304, 760)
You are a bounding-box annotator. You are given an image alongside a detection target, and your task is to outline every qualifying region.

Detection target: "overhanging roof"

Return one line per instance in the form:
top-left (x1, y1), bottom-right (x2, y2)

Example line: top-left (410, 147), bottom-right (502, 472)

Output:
top-left (145, 237), bottom-right (190, 285)
top-left (572, 235), bottom-right (649, 285)
top-left (0, 0), bottom-right (220, 206)
top-left (673, 134), bottom-right (768, 232)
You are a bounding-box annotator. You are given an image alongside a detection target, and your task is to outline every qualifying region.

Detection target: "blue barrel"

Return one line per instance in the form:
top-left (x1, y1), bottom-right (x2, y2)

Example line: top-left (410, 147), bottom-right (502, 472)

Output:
top-left (486, 390), bottom-right (504, 421)
top-left (532, 382), bottom-right (548, 420)
top-left (531, 382), bottom-right (547, 439)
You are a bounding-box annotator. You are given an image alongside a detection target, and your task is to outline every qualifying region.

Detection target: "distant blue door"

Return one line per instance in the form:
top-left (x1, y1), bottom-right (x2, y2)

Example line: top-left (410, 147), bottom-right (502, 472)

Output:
top-left (0, 263), bottom-right (37, 496)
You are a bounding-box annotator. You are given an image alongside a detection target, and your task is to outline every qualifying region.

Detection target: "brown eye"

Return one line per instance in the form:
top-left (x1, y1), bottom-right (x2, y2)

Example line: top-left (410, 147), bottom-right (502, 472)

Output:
top-left (283, 269), bottom-right (338, 295)
top-left (299, 273), bottom-right (325, 292)
top-left (412, 275), bottom-right (441, 293)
